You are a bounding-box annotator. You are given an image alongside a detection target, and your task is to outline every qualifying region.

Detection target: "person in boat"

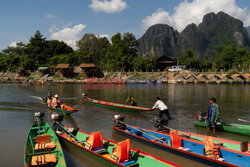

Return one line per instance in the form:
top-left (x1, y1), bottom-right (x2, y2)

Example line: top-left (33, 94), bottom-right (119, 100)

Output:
top-left (152, 97), bottom-right (172, 120)
top-left (206, 97), bottom-right (220, 134)
top-left (52, 94), bottom-right (63, 109)
top-left (47, 94), bottom-right (53, 107)
top-left (125, 96), bottom-right (137, 106)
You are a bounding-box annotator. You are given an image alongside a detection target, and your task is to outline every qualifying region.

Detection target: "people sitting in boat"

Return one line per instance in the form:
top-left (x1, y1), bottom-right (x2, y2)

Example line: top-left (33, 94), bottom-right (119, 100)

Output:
top-left (152, 97), bottom-right (172, 120)
top-left (170, 130), bottom-right (182, 148)
top-left (125, 96), bottom-right (137, 106)
top-left (111, 139), bottom-right (131, 163)
top-left (52, 95), bottom-right (63, 109)
top-left (204, 136), bottom-right (221, 160)
top-left (206, 97), bottom-right (220, 134)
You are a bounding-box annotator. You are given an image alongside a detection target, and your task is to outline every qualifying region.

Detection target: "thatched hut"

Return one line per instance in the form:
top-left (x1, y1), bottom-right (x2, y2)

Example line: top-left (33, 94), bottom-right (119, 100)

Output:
top-left (185, 74), bottom-right (197, 83)
top-left (196, 74), bottom-right (208, 83)
top-left (242, 74), bottom-right (250, 83)
top-left (207, 74), bottom-right (220, 83)
top-left (218, 74), bottom-right (232, 83)
top-left (56, 64), bottom-right (73, 78)
top-left (231, 74), bottom-right (245, 83)
top-left (175, 74), bottom-right (185, 83)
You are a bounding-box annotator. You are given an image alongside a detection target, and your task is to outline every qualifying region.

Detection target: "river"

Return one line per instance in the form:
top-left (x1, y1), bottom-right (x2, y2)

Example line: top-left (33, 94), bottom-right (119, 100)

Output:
top-left (0, 83), bottom-right (249, 167)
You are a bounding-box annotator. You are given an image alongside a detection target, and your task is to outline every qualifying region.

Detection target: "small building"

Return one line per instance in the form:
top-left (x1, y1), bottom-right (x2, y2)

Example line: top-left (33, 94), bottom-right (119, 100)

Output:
top-left (185, 74), bottom-right (197, 83)
top-left (56, 64), bottom-right (72, 78)
top-left (207, 74), bottom-right (220, 83)
top-left (231, 74), bottom-right (245, 83)
top-left (16, 68), bottom-right (28, 77)
top-left (156, 55), bottom-right (177, 71)
top-left (175, 74), bottom-right (185, 83)
top-left (196, 74), bottom-right (208, 83)
top-left (218, 74), bottom-right (232, 83)
top-left (74, 63), bottom-right (98, 77)
top-left (38, 67), bottom-right (49, 77)
top-left (242, 74), bottom-right (250, 82)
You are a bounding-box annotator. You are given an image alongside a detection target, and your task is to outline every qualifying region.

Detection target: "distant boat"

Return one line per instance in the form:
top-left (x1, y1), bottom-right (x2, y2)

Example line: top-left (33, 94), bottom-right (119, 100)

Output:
top-left (82, 96), bottom-right (154, 112)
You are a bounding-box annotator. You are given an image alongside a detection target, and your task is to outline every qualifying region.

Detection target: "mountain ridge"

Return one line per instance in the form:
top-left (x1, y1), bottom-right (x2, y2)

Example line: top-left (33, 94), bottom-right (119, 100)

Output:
top-left (139, 11), bottom-right (250, 59)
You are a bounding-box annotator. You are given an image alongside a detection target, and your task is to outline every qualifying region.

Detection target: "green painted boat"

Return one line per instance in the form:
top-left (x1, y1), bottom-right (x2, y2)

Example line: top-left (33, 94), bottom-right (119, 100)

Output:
top-left (82, 97), bottom-right (154, 112)
top-left (54, 124), bottom-right (180, 167)
top-left (24, 122), bottom-right (66, 167)
top-left (194, 120), bottom-right (250, 136)
top-left (43, 102), bottom-right (79, 114)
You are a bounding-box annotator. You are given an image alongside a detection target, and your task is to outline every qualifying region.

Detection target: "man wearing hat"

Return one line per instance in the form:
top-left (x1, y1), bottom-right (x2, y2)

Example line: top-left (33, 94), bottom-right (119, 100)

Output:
top-left (152, 97), bottom-right (172, 120)
top-left (206, 97), bottom-right (220, 133)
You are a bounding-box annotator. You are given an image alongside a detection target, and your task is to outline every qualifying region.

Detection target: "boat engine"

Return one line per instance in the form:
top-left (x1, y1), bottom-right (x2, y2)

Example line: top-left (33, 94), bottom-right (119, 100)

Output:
top-left (34, 112), bottom-right (45, 124)
top-left (154, 118), bottom-right (169, 131)
top-left (51, 113), bottom-right (64, 123)
top-left (113, 115), bottom-right (125, 127)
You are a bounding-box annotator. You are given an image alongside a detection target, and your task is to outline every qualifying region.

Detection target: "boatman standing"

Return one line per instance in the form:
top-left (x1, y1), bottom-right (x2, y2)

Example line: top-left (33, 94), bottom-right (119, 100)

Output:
top-left (206, 97), bottom-right (220, 134)
top-left (152, 97), bottom-right (172, 120)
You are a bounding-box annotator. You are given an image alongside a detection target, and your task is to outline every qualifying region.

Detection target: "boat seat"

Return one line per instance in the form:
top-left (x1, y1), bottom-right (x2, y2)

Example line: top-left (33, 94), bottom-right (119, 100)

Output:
top-left (35, 135), bottom-right (51, 143)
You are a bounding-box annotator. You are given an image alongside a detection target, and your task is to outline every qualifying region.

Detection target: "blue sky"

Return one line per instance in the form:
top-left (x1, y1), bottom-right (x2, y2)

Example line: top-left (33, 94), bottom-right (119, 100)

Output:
top-left (0, 0), bottom-right (249, 50)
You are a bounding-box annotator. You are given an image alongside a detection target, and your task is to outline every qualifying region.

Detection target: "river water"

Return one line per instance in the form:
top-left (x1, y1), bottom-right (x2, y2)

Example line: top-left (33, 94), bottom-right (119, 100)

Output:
top-left (0, 83), bottom-right (249, 167)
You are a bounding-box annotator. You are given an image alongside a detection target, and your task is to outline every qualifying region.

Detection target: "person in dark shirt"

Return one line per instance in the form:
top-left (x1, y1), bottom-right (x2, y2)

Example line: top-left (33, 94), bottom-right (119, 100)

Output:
top-left (206, 97), bottom-right (220, 134)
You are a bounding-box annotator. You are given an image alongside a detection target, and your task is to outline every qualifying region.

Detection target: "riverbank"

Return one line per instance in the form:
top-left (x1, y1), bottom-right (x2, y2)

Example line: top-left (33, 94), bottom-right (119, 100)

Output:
top-left (0, 71), bottom-right (249, 84)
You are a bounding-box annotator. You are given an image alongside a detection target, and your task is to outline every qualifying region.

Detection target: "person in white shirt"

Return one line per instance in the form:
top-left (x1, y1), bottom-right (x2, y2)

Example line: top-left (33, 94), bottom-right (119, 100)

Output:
top-left (152, 97), bottom-right (172, 120)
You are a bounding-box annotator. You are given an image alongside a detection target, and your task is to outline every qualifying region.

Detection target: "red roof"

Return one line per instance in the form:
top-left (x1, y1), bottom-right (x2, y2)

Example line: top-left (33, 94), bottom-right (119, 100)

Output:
top-left (56, 64), bottom-right (70, 69)
top-left (80, 63), bottom-right (97, 68)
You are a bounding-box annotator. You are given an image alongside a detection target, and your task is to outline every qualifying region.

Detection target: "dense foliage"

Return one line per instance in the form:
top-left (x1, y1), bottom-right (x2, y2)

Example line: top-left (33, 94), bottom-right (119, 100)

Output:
top-left (0, 31), bottom-right (155, 72)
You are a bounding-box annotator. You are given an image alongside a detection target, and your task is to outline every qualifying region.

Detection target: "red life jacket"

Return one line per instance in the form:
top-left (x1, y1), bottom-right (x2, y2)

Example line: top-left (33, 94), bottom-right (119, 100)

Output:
top-left (170, 130), bottom-right (182, 148)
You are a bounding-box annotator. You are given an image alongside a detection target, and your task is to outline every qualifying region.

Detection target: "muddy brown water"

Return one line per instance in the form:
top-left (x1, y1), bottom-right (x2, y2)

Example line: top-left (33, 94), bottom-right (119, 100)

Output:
top-left (0, 83), bottom-right (249, 167)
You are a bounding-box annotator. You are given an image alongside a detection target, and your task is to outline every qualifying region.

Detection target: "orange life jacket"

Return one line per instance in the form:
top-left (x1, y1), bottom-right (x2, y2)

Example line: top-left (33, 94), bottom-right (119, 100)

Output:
top-left (31, 154), bottom-right (57, 166)
top-left (53, 98), bottom-right (61, 107)
top-left (63, 105), bottom-right (74, 111)
top-left (112, 139), bottom-right (131, 163)
top-left (170, 130), bottom-right (182, 148)
top-left (47, 98), bottom-right (52, 107)
top-left (35, 142), bottom-right (56, 151)
top-left (204, 137), bottom-right (220, 159)
top-left (86, 131), bottom-right (103, 150)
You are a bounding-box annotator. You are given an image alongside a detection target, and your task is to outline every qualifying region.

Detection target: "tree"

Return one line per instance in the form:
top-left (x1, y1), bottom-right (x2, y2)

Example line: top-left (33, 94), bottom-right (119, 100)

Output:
top-left (45, 40), bottom-right (73, 57)
top-left (179, 50), bottom-right (199, 69)
top-left (25, 30), bottom-right (47, 67)
top-left (2, 42), bottom-right (25, 56)
top-left (200, 60), bottom-right (212, 71)
top-left (76, 33), bottom-right (110, 64)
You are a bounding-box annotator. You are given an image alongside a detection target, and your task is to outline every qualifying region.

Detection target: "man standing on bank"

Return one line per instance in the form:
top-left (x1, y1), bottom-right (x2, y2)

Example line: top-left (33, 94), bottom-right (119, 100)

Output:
top-left (152, 97), bottom-right (172, 120)
top-left (206, 97), bottom-right (220, 134)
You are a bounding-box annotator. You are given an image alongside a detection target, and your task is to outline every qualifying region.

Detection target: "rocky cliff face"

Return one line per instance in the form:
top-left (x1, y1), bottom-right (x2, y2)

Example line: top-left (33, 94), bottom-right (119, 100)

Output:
top-left (139, 12), bottom-right (250, 59)
top-left (139, 24), bottom-right (181, 58)
top-left (247, 26), bottom-right (250, 38)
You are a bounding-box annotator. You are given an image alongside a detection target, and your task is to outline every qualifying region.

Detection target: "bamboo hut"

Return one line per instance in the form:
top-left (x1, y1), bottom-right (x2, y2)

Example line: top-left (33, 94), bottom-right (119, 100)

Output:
top-left (196, 74), bottom-right (208, 83)
top-left (242, 74), bottom-right (250, 83)
top-left (218, 74), bottom-right (232, 83)
top-left (185, 74), bottom-right (197, 83)
top-left (175, 74), bottom-right (185, 83)
top-left (207, 74), bottom-right (220, 83)
top-left (231, 74), bottom-right (245, 83)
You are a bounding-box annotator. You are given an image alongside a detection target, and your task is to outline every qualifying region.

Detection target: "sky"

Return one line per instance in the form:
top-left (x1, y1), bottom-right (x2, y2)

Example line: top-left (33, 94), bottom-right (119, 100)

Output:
top-left (0, 0), bottom-right (249, 50)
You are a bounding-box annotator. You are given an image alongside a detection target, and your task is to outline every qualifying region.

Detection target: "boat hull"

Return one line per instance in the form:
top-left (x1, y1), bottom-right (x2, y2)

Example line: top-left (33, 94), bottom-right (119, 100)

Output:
top-left (43, 103), bottom-right (78, 114)
top-left (55, 126), bottom-right (179, 167)
top-left (24, 122), bottom-right (66, 167)
top-left (82, 97), bottom-right (154, 113)
top-left (112, 125), bottom-right (250, 167)
top-left (194, 120), bottom-right (250, 136)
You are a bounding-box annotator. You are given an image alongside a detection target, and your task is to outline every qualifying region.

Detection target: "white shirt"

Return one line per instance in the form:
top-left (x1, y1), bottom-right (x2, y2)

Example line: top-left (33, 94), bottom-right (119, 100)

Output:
top-left (152, 100), bottom-right (168, 111)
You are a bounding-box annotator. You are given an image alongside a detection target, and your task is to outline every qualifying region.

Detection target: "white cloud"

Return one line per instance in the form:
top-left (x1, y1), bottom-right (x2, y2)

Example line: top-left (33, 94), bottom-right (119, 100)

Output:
top-left (9, 41), bottom-right (20, 47)
top-left (50, 24), bottom-right (86, 50)
top-left (142, 0), bottom-right (250, 31)
top-left (89, 0), bottom-right (127, 13)
top-left (45, 14), bottom-right (56, 18)
top-left (96, 34), bottom-right (109, 39)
